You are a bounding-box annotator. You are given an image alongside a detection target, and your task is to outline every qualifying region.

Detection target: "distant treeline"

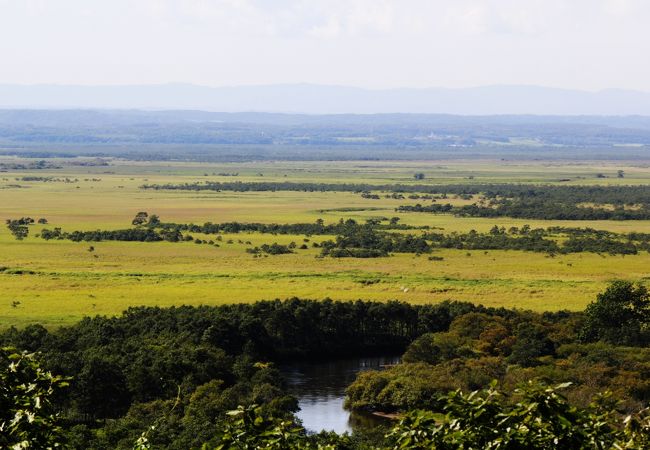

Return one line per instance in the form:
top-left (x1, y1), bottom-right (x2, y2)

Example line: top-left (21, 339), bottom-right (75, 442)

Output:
top-left (399, 201), bottom-right (650, 220)
top-left (424, 225), bottom-right (647, 255)
top-left (32, 216), bottom-right (650, 256)
top-left (39, 227), bottom-right (183, 242)
top-left (0, 159), bottom-right (61, 170)
top-left (141, 181), bottom-right (650, 220)
top-left (3, 110), bottom-right (650, 151)
top-left (399, 185), bottom-right (650, 220)
top-left (152, 216), bottom-right (416, 235)
top-left (140, 181), bottom-right (650, 200)
top-left (320, 223), bottom-right (646, 256)
top-left (140, 180), bottom-right (466, 193)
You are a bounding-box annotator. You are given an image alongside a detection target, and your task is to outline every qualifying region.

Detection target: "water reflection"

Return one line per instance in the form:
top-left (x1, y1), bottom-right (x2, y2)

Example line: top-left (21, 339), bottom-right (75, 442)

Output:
top-left (282, 356), bottom-right (400, 434)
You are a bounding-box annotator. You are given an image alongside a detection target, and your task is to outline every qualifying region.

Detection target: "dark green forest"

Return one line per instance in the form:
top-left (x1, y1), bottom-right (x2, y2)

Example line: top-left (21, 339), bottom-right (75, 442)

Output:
top-left (2, 281), bottom-right (649, 449)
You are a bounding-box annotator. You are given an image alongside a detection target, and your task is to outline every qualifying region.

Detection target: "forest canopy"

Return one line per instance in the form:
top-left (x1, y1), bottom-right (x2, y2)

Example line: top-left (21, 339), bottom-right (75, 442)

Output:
top-left (1, 281), bottom-right (649, 449)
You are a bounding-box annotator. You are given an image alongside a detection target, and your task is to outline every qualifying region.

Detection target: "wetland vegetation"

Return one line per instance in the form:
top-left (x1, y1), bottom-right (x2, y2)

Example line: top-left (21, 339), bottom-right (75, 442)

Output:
top-left (2, 155), bottom-right (650, 448)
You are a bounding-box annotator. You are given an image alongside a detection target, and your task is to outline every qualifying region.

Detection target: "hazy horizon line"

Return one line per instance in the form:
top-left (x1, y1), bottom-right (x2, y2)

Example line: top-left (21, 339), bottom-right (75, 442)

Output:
top-left (1, 82), bottom-right (649, 95)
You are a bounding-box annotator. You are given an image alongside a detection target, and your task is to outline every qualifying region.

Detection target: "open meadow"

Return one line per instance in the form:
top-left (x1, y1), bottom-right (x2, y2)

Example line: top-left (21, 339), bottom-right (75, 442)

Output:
top-left (2, 157), bottom-right (650, 328)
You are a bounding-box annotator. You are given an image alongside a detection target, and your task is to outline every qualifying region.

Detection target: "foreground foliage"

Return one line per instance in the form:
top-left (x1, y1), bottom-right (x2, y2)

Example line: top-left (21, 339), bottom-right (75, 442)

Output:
top-left (388, 383), bottom-right (650, 450)
top-left (0, 347), bottom-right (68, 449)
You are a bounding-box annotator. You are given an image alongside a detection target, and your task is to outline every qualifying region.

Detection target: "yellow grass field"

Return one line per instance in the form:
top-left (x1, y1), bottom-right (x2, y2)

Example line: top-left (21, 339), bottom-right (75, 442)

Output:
top-left (2, 158), bottom-right (650, 327)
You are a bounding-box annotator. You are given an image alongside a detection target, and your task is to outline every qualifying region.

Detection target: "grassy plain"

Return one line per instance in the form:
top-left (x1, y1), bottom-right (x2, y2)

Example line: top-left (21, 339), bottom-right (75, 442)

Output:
top-left (2, 157), bottom-right (650, 327)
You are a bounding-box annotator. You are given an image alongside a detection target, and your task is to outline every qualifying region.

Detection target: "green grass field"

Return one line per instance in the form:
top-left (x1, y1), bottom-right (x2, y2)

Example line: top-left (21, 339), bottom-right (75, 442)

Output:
top-left (2, 157), bottom-right (650, 327)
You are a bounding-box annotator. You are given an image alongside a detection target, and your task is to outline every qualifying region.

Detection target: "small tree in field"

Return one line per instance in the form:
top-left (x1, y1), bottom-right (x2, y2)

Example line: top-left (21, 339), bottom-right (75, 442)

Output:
top-left (132, 211), bottom-right (149, 226)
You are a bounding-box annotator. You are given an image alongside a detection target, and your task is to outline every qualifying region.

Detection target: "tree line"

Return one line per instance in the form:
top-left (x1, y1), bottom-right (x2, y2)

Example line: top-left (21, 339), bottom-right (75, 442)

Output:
top-left (29, 215), bottom-right (650, 256)
top-left (141, 181), bottom-right (650, 220)
top-left (422, 225), bottom-right (646, 255)
top-left (399, 201), bottom-right (650, 220)
top-left (150, 216), bottom-right (416, 235)
top-left (139, 181), bottom-right (650, 202)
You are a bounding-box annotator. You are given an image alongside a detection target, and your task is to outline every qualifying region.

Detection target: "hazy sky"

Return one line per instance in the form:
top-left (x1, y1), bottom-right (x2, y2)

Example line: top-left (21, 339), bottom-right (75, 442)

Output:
top-left (1, 0), bottom-right (649, 91)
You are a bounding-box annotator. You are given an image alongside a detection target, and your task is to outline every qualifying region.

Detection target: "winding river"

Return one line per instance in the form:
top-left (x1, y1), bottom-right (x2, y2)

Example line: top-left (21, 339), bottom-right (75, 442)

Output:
top-left (281, 355), bottom-right (401, 434)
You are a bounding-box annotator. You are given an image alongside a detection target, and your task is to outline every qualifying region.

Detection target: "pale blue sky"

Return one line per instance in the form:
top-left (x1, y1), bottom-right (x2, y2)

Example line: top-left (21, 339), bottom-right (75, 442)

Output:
top-left (1, 0), bottom-right (648, 91)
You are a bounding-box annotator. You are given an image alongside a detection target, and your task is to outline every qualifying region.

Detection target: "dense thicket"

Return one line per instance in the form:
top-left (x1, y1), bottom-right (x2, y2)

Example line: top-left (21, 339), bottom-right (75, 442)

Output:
top-left (346, 331), bottom-right (650, 414)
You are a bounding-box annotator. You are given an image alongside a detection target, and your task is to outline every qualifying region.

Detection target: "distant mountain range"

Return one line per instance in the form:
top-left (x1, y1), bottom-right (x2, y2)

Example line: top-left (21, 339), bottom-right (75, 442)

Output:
top-left (1, 84), bottom-right (650, 115)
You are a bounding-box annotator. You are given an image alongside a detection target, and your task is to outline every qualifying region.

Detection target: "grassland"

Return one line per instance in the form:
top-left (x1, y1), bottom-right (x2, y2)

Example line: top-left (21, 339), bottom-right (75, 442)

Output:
top-left (2, 157), bottom-right (650, 328)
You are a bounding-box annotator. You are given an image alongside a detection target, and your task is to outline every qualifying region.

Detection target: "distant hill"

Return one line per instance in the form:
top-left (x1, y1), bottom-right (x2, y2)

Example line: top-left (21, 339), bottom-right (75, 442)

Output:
top-left (1, 109), bottom-right (650, 162)
top-left (1, 84), bottom-right (650, 115)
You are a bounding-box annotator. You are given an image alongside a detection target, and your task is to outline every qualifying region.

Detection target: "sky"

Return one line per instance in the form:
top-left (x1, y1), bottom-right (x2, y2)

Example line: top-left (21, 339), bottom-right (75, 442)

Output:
top-left (0, 0), bottom-right (649, 91)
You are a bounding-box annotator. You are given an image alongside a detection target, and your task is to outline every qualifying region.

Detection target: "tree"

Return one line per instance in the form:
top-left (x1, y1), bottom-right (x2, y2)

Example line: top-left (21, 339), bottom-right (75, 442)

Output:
top-left (0, 347), bottom-right (68, 449)
top-left (414, 173), bottom-right (425, 180)
top-left (6, 220), bottom-right (29, 240)
top-left (579, 281), bottom-right (650, 346)
top-left (74, 356), bottom-right (131, 420)
top-left (132, 211), bottom-right (149, 226)
top-left (147, 214), bottom-right (161, 227)
top-left (507, 323), bottom-right (555, 367)
top-left (402, 332), bottom-right (474, 365)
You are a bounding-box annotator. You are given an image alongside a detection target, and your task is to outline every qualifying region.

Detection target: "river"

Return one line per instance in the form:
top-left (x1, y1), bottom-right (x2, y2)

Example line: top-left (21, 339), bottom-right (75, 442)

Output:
top-left (281, 355), bottom-right (401, 434)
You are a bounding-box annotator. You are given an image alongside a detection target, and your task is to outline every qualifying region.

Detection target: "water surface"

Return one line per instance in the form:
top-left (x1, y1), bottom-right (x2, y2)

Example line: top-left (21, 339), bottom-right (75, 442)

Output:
top-left (282, 355), bottom-right (400, 434)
